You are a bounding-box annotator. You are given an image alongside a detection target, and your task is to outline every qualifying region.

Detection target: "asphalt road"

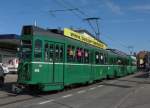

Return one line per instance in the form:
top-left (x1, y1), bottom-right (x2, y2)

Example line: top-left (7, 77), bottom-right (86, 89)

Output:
top-left (1, 72), bottom-right (150, 108)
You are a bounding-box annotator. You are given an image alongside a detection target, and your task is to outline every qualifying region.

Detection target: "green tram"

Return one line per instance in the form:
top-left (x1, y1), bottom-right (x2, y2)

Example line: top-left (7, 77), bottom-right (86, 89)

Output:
top-left (17, 25), bottom-right (137, 91)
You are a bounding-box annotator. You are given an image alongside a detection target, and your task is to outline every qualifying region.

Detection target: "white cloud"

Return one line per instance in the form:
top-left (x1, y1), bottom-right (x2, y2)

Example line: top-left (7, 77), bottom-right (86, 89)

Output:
top-left (104, 0), bottom-right (122, 14)
top-left (130, 4), bottom-right (150, 11)
top-left (80, 0), bottom-right (88, 5)
top-left (129, 4), bottom-right (150, 14)
top-left (104, 19), bottom-right (145, 23)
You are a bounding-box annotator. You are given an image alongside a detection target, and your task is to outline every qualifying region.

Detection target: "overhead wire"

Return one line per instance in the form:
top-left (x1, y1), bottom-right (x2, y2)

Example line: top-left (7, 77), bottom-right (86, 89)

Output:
top-left (54, 0), bottom-right (101, 36)
top-left (61, 0), bottom-right (89, 17)
top-left (102, 33), bottom-right (132, 50)
top-left (54, 0), bottom-right (84, 19)
top-left (53, 0), bottom-right (133, 51)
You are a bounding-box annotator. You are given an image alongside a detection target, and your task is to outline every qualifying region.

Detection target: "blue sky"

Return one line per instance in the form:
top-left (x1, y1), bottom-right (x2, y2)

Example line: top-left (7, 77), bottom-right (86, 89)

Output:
top-left (0, 0), bottom-right (150, 53)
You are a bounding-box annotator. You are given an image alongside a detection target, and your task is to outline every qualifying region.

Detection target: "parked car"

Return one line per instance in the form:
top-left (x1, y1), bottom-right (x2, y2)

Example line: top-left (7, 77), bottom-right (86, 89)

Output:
top-left (0, 63), bottom-right (9, 75)
top-left (6, 58), bottom-right (18, 74)
top-left (0, 65), bottom-right (4, 86)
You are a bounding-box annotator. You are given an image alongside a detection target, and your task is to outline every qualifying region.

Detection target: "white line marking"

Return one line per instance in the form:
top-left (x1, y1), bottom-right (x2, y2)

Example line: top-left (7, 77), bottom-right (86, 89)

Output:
top-left (62, 94), bottom-right (73, 98)
top-left (89, 87), bottom-right (96, 90)
top-left (110, 80), bottom-right (117, 83)
top-left (77, 90), bottom-right (86, 94)
top-left (39, 99), bottom-right (54, 105)
top-left (97, 85), bottom-right (103, 88)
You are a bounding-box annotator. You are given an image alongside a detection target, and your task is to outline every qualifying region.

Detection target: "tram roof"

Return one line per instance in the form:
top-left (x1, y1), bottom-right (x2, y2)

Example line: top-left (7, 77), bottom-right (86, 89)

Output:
top-left (107, 49), bottom-right (129, 58)
top-left (22, 25), bottom-right (107, 49)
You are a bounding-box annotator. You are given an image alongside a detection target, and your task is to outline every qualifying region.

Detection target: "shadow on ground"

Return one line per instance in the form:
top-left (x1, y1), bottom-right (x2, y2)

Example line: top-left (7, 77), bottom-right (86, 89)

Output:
top-left (117, 72), bottom-right (150, 85)
top-left (99, 82), bottom-right (132, 88)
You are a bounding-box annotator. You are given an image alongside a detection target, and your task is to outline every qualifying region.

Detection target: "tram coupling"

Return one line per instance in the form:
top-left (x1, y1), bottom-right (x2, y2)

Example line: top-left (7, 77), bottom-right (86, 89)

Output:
top-left (12, 84), bottom-right (24, 94)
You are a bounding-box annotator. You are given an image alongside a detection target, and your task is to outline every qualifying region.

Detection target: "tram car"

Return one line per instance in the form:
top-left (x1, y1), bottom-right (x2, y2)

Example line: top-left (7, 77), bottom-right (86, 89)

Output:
top-left (17, 25), bottom-right (137, 91)
top-left (137, 51), bottom-right (150, 71)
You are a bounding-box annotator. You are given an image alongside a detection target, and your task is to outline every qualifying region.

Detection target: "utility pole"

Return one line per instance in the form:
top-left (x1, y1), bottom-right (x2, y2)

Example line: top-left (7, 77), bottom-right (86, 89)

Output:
top-left (34, 20), bottom-right (37, 27)
top-left (84, 17), bottom-right (101, 39)
top-left (128, 46), bottom-right (134, 55)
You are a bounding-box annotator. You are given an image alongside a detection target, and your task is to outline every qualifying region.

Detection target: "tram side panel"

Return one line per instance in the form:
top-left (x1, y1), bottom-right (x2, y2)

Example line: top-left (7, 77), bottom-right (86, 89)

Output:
top-left (64, 42), bottom-right (92, 85)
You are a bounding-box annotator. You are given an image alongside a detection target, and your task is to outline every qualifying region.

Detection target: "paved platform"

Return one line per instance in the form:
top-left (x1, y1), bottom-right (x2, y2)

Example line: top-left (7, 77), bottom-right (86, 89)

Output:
top-left (0, 72), bottom-right (150, 108)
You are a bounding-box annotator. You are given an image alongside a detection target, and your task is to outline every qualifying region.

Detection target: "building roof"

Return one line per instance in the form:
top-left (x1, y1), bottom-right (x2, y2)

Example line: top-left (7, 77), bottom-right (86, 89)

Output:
top-left (0, 34), bottom-right (20, 50)
top-left (0, 34), bottom-right (20, 39)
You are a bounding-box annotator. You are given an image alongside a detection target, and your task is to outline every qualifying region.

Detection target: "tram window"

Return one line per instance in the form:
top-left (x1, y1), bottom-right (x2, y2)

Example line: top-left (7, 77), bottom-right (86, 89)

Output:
top-left (22, 26), bottom-right (33, 35)
top-left (104, 54), bottom-right (108, 64)
top-left (110, 58), bottom-right (114, 64)
top-left (95, 52), bottom-right (99, 64)
top-left (77, 48), bottom-right (82, 63)
top-left (60, 45), bottom-right (64, 62)
top-left (84, 49), bottom-right (89, 63)
top-left (114, 58), bottom-right (117, 65)
top-left (128, 60), bottom-right (130, 65)
top-left (125, 60), bottom-right (127, 65)
top-left (34, 39), bottom-right (42, 61)
top-left (99, 53), bottom-right (104, 64)
top-left (81, 48), bottom-right (84, 63)
top-left (49, 44), bottom-right (54, 62)
top-left (55, 45), bottom-right (59, 62)
top-left (44, 43), bottom-right (49, 62)
top-left (113, 58), bottom-right (115, 64)
top-left (67, 45), bottom-right (75, 62)
top-left (21, 40), bottom-right (32, 60)
top-left (67, 46), bottom-right (72, 62)
top-left (117, 59), bottom-right (121, 65)
top-left (72, 46), bottom-right (76, 62)
top-left (126, 60), bottom-right (129, 65)
top-left (123, 59), bottom-right (126, 65)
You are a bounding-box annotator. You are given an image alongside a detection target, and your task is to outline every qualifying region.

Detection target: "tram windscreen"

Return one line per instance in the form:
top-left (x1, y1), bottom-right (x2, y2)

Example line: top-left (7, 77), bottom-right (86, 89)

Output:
top-left (22, 26), bottom-right (33, 35)
top-left (20, 40), bottom-right (32, 60)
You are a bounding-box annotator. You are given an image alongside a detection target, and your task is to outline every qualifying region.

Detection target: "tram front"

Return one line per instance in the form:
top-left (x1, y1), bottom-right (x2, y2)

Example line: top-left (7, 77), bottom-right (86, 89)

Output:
top-left (17, 26), bottom-right (33, 85)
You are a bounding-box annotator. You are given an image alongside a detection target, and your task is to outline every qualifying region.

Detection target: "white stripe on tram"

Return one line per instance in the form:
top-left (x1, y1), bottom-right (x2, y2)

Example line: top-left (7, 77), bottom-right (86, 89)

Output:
top-left (31, 62), bottom-right (122, 67)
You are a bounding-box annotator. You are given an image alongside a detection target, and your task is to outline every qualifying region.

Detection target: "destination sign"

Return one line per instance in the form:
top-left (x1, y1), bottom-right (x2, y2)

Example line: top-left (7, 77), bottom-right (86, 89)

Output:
top-left (64, 28), bottom-right (107, 49)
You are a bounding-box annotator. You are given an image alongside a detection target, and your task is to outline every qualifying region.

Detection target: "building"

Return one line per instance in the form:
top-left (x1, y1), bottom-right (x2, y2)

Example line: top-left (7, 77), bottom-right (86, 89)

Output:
top-left (0, 34), bottom-right (20, 73)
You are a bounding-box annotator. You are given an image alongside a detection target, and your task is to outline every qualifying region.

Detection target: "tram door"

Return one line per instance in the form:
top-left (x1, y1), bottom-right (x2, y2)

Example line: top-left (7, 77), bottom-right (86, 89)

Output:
top-left (48, 42), bottom-right (64, 83)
